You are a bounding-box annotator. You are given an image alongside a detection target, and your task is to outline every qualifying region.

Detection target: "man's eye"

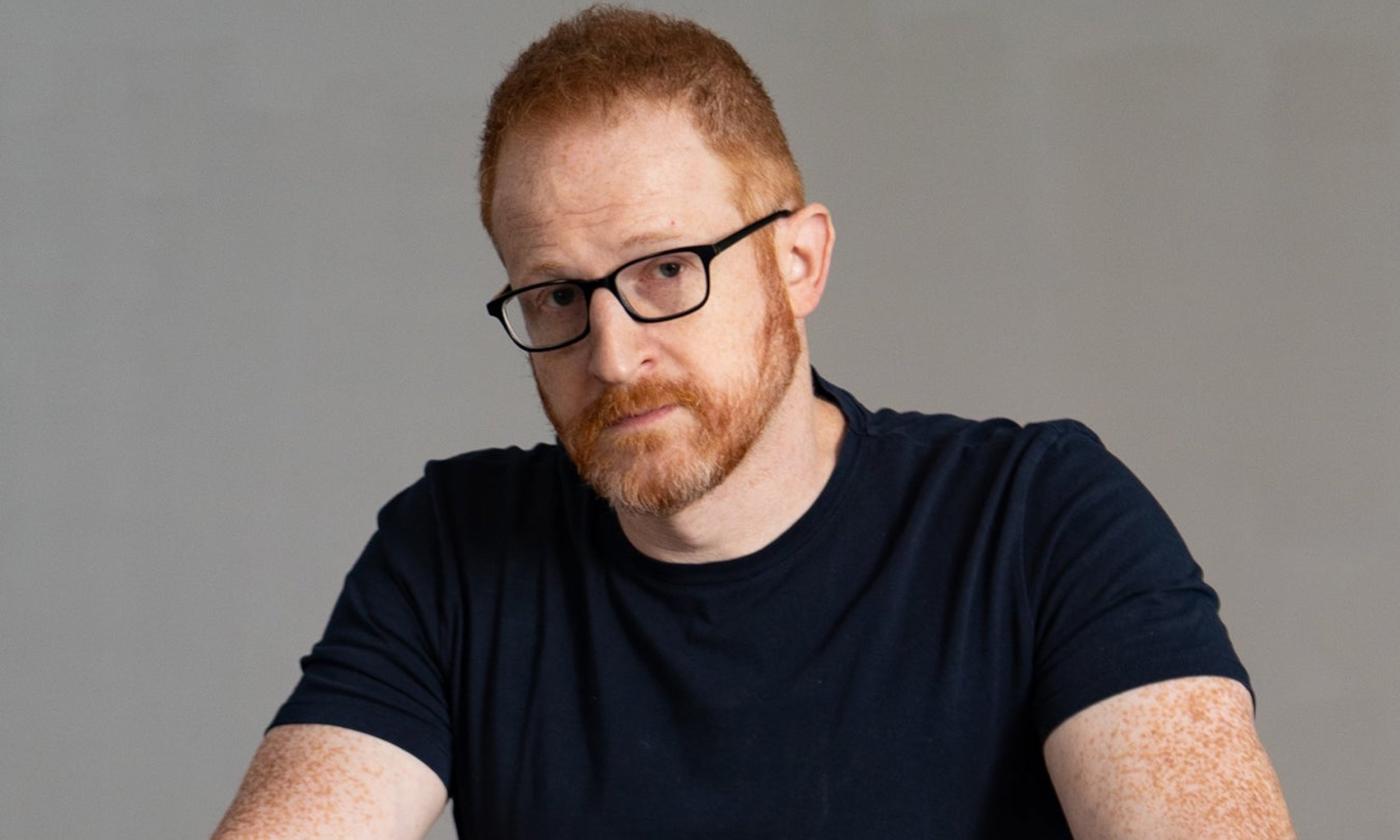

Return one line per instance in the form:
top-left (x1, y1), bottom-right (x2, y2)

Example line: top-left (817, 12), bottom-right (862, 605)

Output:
top-left (641, 257), bottom-right (696, 282)
top-left (549, 287), bottom-right (579, 306)
top-left (528, 285), bottom-right (580, 310)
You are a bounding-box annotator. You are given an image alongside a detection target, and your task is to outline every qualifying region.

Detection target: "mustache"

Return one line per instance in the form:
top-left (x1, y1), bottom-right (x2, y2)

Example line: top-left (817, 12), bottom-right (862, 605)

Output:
top-left (576, 378), bottom-right (707, 430)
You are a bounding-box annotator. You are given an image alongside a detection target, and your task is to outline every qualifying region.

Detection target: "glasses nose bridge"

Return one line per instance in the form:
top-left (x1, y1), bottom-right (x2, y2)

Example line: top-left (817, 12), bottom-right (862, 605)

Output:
top-left (580, 272), bottom-right (635, 325)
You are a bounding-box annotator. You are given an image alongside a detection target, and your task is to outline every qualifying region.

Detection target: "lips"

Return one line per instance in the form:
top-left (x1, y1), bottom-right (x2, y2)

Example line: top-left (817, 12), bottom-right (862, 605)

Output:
top-left (607, 404), bottom-right (675, 429)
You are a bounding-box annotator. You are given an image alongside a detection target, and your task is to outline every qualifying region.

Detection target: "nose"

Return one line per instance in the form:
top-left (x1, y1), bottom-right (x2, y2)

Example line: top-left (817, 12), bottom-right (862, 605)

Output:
top-left (585, 287), bottom-right (651, 385)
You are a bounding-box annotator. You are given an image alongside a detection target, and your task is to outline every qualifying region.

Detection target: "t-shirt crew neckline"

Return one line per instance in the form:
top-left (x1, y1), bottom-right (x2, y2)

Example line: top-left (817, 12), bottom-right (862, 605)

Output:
top-left (598, 370), bottom-right (866, 587)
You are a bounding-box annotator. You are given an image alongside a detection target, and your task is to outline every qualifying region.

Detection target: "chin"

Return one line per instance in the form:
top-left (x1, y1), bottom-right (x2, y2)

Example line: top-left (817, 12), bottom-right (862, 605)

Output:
top-left (588, 440), bottom-right (722, 516)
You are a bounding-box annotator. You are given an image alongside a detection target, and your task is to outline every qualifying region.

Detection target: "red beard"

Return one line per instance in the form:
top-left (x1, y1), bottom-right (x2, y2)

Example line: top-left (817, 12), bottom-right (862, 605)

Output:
top-left (546, 261), bottom-right (801, 516)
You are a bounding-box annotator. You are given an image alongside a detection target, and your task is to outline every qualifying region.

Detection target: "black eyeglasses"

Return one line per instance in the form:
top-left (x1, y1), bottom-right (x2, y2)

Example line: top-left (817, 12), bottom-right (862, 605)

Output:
top-left (486, 209), bottom-right (792, 352)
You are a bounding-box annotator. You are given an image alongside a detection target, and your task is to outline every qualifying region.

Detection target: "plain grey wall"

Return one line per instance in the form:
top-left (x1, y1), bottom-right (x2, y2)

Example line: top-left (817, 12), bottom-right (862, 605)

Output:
top-left (3, 1), bottom-right (1397, 837)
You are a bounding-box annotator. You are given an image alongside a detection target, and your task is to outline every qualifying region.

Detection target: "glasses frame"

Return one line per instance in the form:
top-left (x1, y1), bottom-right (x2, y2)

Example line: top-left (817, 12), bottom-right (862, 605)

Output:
top-left (486, 209), bottom-right (793, 352)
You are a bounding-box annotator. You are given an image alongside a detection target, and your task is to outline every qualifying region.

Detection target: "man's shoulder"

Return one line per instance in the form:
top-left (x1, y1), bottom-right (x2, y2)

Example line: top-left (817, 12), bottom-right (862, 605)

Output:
top-left (422, 440), bottom-right (573, 503)
top-left (373, 441), bottom-right (574, 530)
top-left (427, 440), bottom-right (564, 478)
top-left (855, 401), bottom-right (1102, 462)
top-left (819, 374), bottom-right (1102, 459)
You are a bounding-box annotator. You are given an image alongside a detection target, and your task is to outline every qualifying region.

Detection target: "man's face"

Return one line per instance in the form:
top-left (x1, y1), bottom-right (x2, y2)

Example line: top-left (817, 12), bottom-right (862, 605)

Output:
top-left (490, 102), bottom-right (801, 515)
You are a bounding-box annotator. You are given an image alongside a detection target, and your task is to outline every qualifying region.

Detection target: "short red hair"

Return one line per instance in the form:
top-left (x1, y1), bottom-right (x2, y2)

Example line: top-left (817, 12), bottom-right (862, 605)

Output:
top-left (478, 5), bottom-right (805, 240)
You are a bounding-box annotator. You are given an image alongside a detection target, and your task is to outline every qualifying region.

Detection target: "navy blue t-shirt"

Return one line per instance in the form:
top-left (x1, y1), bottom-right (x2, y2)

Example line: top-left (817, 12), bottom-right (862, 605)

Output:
top-left (270, 375), bottom-right (1249, 838)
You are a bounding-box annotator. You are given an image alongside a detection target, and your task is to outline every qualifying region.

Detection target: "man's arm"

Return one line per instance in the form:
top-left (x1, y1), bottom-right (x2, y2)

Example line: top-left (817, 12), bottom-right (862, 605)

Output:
top-left (212, 723), bottom-right (448, 840)
top-left (1043, 676), bottom-right (1295, 839)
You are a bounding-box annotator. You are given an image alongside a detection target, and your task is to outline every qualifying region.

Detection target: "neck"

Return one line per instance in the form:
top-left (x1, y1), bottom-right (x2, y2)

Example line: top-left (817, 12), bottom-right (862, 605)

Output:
top-left (613, 365), bottom-right (846, 564)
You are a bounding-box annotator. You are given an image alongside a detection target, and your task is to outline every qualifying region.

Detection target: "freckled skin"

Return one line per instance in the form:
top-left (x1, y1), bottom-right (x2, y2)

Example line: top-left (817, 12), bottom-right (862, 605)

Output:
top-left (1044, 676), bottom-right (1296, 839)
top-left (211, 724), bottom-right (446, 839)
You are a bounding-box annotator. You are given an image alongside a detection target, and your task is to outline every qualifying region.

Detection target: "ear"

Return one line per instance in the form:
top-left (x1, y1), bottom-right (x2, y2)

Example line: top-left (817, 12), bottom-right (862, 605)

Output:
top-left (778, 203), bottom-right (835, 319)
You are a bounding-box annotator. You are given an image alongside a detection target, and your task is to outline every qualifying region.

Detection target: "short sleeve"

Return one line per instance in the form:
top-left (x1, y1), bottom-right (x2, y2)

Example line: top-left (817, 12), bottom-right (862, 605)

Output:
top-left (1022, 422), bottom-right (1251, 742)
top-left (268, 478), bottom-right (454, 789)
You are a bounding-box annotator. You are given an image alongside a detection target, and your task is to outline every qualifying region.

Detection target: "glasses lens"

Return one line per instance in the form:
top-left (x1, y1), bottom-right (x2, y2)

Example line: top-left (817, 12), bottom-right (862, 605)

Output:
top-left (616, 251), bottom-right (707, 318)
top-left (500, 282), bottom-right (589, 350)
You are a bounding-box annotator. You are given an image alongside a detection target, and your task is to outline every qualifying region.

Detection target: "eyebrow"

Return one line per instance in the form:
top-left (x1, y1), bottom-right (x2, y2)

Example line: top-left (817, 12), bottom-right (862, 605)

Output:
top-left (619, 228), bottom-right (681, 250)
top-left (521, 259), bottom-right (569, 280)
top-left (520, 228), bottom-right (684, 281)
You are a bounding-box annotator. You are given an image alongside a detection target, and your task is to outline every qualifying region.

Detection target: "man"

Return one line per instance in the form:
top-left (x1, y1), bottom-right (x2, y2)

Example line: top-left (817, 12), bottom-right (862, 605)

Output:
top-left (214, 7), bottom-right (1294, 838)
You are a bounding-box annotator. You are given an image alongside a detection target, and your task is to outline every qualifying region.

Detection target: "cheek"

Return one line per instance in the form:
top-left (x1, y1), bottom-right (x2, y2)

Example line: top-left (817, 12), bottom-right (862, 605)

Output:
top-left (704, 286), bottom-right (774, 365)
top-left (530, 357), bottom-right (583, 419)
top-left (683, 273), bottom-right (768, 350)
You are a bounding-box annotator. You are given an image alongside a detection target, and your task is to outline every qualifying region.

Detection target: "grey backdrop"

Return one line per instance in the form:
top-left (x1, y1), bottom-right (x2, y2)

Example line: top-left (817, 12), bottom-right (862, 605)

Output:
top-left (3, 1), bottom-right (1397, 837)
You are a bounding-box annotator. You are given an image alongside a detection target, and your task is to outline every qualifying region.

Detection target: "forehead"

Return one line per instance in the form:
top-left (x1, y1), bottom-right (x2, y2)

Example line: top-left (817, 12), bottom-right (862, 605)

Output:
top-left (490, 103), bottom-right (739, 265)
